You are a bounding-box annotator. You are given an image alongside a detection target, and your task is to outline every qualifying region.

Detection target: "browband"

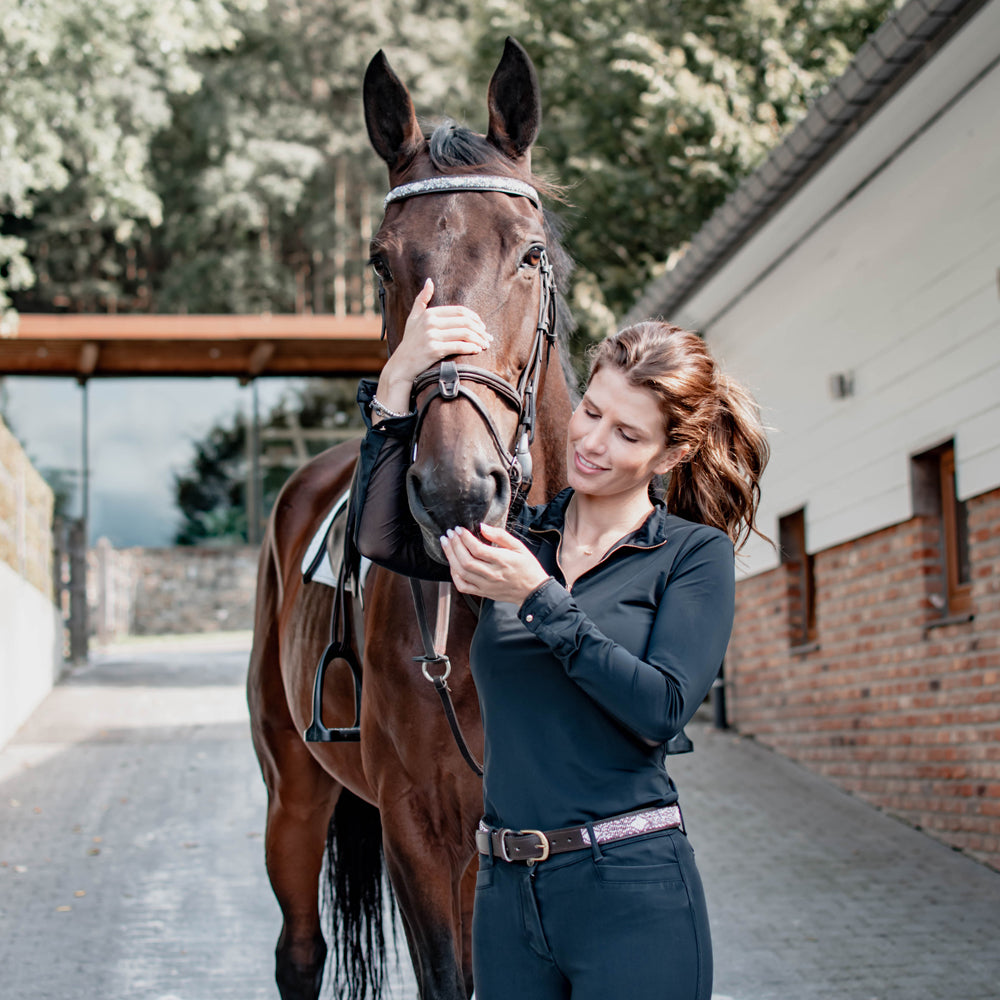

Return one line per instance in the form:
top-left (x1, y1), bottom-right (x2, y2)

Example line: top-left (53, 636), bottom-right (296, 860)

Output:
top-left (384, 175), bottom-right (541, 210)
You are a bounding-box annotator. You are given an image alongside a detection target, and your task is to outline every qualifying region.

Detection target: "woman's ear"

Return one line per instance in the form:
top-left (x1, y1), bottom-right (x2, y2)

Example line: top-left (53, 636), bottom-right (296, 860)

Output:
top-left (654, 444), bottom-right (690, 477)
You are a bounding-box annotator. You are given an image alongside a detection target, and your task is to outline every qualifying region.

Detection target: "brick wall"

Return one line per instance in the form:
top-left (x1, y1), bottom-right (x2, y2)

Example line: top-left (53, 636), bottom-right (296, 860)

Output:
top-left (726, 487), bottom-right (1000, 870)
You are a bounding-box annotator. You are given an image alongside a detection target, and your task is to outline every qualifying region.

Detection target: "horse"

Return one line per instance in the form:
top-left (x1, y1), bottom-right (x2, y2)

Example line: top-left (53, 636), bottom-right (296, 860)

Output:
top-left (247, 38), bottom-right (575, 1000)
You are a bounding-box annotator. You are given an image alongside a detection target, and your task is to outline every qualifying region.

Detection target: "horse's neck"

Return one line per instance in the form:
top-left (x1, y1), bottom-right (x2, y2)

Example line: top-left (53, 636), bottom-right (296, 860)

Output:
top-left (530, 358), bottom-right (575, 501)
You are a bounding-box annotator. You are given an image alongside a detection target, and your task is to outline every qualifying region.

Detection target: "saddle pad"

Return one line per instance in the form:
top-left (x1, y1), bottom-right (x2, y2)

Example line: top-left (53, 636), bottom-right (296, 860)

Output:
top-left (300, 490), bottom-right (373, 593)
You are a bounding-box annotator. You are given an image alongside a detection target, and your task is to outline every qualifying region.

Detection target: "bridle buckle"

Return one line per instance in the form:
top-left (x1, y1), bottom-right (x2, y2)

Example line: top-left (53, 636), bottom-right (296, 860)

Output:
top-left (438, 360), bottom-right (460, 400)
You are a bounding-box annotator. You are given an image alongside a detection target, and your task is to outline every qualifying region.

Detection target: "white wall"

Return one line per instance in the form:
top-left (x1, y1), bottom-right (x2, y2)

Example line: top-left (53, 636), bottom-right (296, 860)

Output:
top-left (0, 561), bottom-right (63, 748)
top-left (677, 5), bottom-right (1000, 577)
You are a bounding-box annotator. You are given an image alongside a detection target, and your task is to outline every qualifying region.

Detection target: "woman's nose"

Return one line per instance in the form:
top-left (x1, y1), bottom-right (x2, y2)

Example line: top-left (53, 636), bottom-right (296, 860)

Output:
top-left (581, 424), bottom-right (608, 454)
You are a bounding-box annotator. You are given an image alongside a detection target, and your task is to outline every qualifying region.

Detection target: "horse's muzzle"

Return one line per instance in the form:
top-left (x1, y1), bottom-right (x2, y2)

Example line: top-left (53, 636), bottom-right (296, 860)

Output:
top-left (406, 462), bottom-right (511, 562)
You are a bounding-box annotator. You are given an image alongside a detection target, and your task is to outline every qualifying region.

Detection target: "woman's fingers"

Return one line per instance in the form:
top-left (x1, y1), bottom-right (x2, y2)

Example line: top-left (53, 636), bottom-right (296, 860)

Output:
top-left (415, 276), bottom-right (435, 308)
top-left (478, 522), bottom-right (523, 551)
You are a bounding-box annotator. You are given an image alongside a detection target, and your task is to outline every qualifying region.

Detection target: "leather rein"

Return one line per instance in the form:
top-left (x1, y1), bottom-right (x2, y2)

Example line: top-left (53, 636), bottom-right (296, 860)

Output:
top-left (378, 174), bottom-right (559, 776)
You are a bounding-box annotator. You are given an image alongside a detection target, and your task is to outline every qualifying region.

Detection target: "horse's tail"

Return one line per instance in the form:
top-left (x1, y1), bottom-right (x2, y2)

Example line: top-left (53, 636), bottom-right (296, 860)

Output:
top-left (323, 788), bottom-right (396, 1000)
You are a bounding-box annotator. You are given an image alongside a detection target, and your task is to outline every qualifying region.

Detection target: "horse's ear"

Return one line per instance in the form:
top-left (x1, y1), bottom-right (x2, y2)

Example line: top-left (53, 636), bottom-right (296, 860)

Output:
top-left (486, 37), bottom-right (541, 164)
top-left (363, 50), bottom-right (423, 171)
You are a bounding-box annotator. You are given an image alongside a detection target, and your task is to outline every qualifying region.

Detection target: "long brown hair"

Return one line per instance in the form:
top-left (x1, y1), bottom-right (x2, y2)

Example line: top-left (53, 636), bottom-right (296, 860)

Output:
top-left (589, 321), bottom-right (770, 550)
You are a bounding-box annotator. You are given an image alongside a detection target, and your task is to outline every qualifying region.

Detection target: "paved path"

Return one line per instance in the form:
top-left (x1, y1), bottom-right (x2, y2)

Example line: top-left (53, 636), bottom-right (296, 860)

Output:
top-left (1, 636), bottom-right (998, 1000)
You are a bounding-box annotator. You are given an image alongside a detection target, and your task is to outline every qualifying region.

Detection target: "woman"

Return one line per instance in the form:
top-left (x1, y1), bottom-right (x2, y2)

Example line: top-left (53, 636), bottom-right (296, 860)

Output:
top-left (352, 277), bottom-right (769, 1000)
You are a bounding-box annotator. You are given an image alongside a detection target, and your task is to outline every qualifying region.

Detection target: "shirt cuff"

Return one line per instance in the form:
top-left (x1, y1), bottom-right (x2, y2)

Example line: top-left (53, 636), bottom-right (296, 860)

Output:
top-left (517, 578), bottom-right (578, 658)
top-left (357, 378), bottom-right (417, 437)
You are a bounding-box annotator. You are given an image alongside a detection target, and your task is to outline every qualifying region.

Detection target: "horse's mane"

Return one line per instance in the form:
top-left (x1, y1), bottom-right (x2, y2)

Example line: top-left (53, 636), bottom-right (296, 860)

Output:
top-left (424, 120), bottom-right (578, 388)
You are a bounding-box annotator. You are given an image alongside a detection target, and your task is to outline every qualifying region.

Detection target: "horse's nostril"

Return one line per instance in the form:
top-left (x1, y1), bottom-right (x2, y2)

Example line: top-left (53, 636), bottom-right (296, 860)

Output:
top-left (407, 460), bottom-right (511, 540)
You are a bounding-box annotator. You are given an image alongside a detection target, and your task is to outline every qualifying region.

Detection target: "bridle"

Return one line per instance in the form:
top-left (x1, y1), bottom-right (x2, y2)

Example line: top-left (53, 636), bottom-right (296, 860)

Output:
top-left (370, 173), bottom-right (560, 775)
top-left (376, 174), bottom-right (558, 496)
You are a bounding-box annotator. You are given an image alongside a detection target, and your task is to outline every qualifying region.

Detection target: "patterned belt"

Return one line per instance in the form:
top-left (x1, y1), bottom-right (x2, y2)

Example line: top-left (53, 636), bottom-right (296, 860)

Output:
top-left (475, 803), bottom-right (683, 864)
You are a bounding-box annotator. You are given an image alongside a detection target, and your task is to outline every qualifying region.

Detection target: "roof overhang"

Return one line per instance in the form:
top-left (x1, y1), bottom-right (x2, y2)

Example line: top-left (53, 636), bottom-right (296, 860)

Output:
top-left (624, 0), bottom-right (994, 329)
top-left (0, 314), bottom-right (386, 381)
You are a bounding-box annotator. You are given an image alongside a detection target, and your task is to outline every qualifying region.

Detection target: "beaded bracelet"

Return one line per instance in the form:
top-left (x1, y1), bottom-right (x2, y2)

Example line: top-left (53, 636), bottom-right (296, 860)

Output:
top-left (370, 395), bottom-right (414, 421)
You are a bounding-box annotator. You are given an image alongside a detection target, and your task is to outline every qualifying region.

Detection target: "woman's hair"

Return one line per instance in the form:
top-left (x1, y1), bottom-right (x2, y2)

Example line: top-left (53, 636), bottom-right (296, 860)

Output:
top-left (588, 321), bottom-right (770, 550)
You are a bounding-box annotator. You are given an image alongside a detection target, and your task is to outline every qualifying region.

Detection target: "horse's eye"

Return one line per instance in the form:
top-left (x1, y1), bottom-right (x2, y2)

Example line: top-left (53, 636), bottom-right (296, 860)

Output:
top-left (521, 246), bottom-right (544, 269)
top-left (369, 255), bottom-right (393, 282)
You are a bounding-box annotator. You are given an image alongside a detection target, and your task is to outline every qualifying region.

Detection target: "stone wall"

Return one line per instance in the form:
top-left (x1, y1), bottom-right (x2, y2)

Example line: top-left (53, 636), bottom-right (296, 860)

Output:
top-left (0, 417), bottom-right (62, 748)
top-left (725, 486), bottom-right (1000, 869)
top-left (90, 543), bottom-right (259, 637)
top-left (0, 417), bottom-right (53, 597)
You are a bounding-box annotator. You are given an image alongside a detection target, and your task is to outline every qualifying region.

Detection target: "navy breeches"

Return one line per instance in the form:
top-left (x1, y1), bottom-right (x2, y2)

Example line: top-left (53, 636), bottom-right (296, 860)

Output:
top-left (472, 826), bottom-right (712, 1000)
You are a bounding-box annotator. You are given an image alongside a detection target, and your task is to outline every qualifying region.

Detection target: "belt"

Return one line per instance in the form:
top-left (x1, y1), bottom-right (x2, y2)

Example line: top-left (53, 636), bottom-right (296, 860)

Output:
top-left (475, 803), bottom-right (683, 864)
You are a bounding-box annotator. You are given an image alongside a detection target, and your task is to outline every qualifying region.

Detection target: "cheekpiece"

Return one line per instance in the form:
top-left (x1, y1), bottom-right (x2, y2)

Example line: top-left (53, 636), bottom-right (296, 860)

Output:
top-left (384, 175), bottom-right (541, 210)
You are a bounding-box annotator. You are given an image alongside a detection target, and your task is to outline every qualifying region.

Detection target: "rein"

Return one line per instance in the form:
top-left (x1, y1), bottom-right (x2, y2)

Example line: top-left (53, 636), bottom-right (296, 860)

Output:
top-left (382, 173), bottom-right (557, 774)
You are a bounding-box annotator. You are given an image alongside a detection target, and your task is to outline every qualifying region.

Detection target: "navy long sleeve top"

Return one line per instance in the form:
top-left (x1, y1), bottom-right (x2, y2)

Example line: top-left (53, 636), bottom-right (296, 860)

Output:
top-left (352, 379), bottom-right (736, 832)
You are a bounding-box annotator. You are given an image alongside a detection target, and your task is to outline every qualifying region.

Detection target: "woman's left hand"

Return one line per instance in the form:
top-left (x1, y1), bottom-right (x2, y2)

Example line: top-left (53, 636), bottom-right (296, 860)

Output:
top-left (440, 523), bottom-right (550, 605)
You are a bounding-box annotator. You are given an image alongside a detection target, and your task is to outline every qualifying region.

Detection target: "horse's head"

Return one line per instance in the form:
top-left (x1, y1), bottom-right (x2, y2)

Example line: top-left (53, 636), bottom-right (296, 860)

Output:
top-left (364, 38), bottom-right (560, 562)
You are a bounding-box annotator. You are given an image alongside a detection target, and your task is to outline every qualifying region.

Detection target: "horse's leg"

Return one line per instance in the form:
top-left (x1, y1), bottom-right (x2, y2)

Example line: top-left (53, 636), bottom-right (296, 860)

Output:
top-left (458, 860), bottom-right (477, 996)
top-left (380, 804), bottom-right (475, 1000)
top-left (259, 728), bottom-right (341, 1000)
top-left (249, 549), bottom-right (341, 1000)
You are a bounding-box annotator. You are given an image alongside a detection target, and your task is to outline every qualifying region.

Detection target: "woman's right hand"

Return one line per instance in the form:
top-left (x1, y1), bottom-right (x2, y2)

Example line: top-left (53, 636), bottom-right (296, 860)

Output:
top-left (373, 278), bottom-right (491, 420)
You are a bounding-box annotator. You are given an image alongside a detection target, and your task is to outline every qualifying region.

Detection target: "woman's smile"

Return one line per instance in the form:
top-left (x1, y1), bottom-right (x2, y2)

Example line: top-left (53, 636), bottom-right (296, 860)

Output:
top-left (573, 450), bottom-right (609, 474)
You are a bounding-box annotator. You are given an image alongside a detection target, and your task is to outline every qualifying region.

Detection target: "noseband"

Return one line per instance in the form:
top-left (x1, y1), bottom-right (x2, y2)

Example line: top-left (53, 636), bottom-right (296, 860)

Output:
top-left (377, 174), bottom-right (558, 495)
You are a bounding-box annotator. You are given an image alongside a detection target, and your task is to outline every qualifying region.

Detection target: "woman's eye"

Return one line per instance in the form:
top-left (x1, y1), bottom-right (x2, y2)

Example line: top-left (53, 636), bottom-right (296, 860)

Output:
top-left (369, 256), bottom-right (392, 282)
top-left (619, 431), bottom-right (638, 443)
top-left (521, 246), bottom-right (544, 269)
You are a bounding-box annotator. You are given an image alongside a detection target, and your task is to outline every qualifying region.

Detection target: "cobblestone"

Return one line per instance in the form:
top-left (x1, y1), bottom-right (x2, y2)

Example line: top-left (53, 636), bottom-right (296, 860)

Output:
top-left (1, 638), bottom-right (998, 999)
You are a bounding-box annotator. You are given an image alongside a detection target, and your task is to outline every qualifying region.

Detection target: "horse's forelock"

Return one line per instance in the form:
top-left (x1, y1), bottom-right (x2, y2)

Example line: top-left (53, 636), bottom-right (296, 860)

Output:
top-left (424, 120), bottom-right (563, 203)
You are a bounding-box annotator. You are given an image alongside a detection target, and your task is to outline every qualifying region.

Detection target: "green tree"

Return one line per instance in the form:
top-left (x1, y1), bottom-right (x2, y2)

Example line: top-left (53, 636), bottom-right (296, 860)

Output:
top-left (149, 0), bottom-right (477, 315)
top-left (472, 0), bottom-right (898, 338)
top-left (2, 0), bottom-right (478, 323)
top-left (0, 0), bottom-right (256, 328)
top-left (173, 377), bottom-right (364, 545)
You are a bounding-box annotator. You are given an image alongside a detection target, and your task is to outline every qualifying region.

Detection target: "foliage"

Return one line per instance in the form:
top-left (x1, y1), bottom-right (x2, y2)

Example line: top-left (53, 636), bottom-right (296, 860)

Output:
top-left (2, 0), bottom-right (898, 538)
top-left (173, 377), bottom-right (363, 545)
top-left (473, 0), bottom-right (898, 339)
top-left (0, 0), bottom-right (255, 327)
top-left (2, 0), bottom-right (477, 322)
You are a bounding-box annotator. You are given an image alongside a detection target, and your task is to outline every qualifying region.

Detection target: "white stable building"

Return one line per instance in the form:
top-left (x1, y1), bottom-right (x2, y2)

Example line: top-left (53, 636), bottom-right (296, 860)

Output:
top-left (629, 0), bottom-right (1000, 868)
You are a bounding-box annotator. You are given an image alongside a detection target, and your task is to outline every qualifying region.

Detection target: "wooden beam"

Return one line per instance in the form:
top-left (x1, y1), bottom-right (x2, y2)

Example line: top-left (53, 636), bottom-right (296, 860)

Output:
top-left (78, 342), bottom-right (100, 378)
top-left (246, 341), bottom-right (276, 377)
top-left (0, 313), bottom-right (386, 378)
top-left (12, 313), bottom-right (382, 340)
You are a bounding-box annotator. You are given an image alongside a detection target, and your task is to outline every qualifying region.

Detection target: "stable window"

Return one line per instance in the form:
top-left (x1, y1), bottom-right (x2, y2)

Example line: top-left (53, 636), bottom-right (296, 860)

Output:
top-left (779, 508), bottom-right (817, 649)
top-left (911, 441), bottom-right (972, 618)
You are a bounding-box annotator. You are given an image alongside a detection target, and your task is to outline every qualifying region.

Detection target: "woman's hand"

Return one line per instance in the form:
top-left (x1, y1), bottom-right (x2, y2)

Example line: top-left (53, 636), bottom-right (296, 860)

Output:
top-left (440, 523), bottom-right (550, 606)
top-left (374, 278), bottom-right (491, 419)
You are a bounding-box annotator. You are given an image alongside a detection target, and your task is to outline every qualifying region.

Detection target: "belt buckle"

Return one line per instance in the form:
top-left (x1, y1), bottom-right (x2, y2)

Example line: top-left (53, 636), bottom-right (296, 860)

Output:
top-left (499, 828), bottom-right (550, 863)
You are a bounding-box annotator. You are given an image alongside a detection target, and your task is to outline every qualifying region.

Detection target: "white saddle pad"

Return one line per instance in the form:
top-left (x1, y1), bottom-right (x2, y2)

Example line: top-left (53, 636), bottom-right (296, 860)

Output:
top-left (300, 490), bottom-right (371, 592)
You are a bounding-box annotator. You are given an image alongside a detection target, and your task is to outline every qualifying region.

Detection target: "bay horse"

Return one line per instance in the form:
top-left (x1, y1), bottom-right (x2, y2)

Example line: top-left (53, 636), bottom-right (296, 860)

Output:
top-left (247, 38), bottom-right (575, 1000)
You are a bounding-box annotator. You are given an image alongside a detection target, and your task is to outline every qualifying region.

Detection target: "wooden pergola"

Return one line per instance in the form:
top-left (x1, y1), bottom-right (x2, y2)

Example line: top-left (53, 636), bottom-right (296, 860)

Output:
top-left (0, 315), bottom-right (389, 627)
top-left (0, 313), bottom-right (386, 380)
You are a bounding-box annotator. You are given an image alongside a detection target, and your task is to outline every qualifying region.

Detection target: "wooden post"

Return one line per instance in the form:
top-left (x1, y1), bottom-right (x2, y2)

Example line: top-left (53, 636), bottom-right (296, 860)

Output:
top-left (68, 518), bottom-right (88, 663)
top-left (245, 383), bottom-right (263, 546)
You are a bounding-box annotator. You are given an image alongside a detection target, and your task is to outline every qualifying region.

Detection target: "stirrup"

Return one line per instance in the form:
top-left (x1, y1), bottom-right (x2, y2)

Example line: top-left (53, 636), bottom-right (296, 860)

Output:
top-left (304, 556), bottom-right (362, 743)
top-left (303, 638), bottom-right (362, 742)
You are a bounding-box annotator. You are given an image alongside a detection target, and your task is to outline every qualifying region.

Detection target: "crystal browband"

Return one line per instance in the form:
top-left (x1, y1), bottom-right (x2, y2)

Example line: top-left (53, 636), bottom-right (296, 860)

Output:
top-left (384, 175), bottom-right (541, 209)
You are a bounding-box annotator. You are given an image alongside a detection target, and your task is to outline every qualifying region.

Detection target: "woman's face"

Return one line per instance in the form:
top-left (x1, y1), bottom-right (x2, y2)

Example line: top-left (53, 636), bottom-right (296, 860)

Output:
top-left (565, 366), bottom-right (682, 501)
